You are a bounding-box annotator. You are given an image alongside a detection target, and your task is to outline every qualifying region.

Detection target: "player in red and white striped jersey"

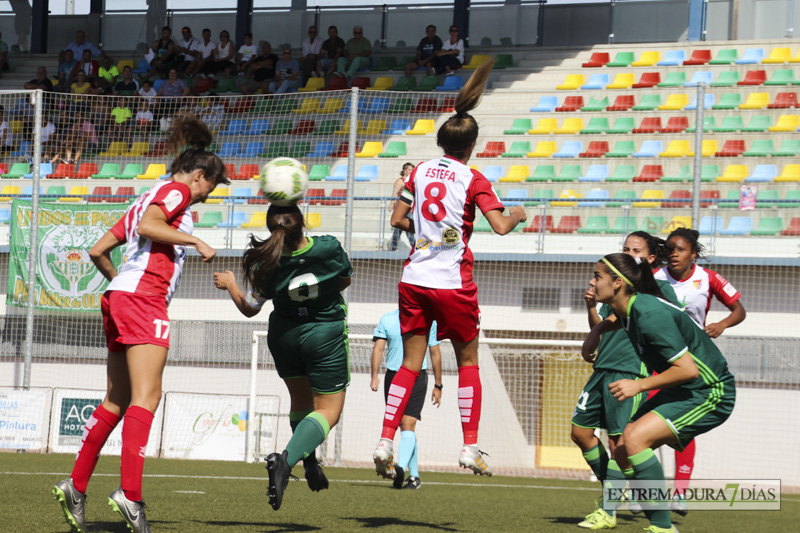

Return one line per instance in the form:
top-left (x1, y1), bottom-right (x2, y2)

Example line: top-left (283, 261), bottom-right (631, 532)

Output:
top-left (372, 59), bottom-right (527, 477)
top-left (651, 227), bottom-right (746, 515)
top-left (54, 117), bottom-right (229, 533)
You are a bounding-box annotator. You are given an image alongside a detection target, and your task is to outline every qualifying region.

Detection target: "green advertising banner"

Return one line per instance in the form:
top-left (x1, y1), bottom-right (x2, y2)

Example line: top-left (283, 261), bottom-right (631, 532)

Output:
top-left (7, 200), bottom-right (128, 312)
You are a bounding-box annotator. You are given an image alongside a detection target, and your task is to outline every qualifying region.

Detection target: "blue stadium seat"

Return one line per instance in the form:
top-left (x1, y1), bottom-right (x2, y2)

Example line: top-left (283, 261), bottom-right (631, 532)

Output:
top-left (241, 142), bottom-right (264, 158)
top-left (385, 119), bottom-right (412, 134)
top-left (247, 119), bottom-right (269, 135)
top-left (218, 142), bottom-right (242, 158)
top-left (308, 141), bottom-right (335, 158)
top-left (735, 48), bottom-right (765, 65)
top-left (686, 94), bottom-right (715, 110)
top-left (229, 188), bottom-right (254, 204)
top-left (23, 162), bottom-right (53, 179)
top-left (355, 165), bottom-right (379, 181)
top-left (217, 211), bottom-right (248, 228)
top-left (746, 164), bottom-right (778, 182)
top-left (482, 166), bottom-right (503, 182)
top-left (326, 165), bottom-right (348, 181)
top-left (684, 71), bottom-right (713, 87)
top-left (552, 141), bottom-right (583, 158)
top-left (221, 119), bottom-right (247, 136)
top-left (435, 76), bottom-right (465, 91)
top-left (132, 59), bottom-right (150, 74)
top-left (504, 189), bottom-right (529, 206)
top-left (579, 164), bottom-right (609, 182)
top-left (720, 216), bottom-right (753, 235)
top-left (633, 141), bottom-right (663, 158)
top-left (364, 97), bottom-right (391, 113)
top-left (698, 216), bottom-right (724, 235)
top-left (657, 50), bottom-right (686, 66)
top-left (583, 188), bottom-right (610, 207)
top-left (530, 96), bottom-right (558, 112)
top-left (581, 74), bottom-right (609, 90)
top-left (0, 208), bottom-right (10, 224)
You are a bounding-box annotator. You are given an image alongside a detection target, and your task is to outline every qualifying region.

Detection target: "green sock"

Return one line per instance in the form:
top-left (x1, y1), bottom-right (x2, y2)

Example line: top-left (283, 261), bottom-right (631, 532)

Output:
top-left (289, 410), bottom-right (315, 463)
top-left (629, 448), bottom-right (671, 529)
top-left (604, 460), bottom-right (626, 516)
top-left (622, 467), bottom-right (635, 479)
top-left (285, 412), bottom-right (330, 467)
top-left (582, 443), bottom-right (609, 482)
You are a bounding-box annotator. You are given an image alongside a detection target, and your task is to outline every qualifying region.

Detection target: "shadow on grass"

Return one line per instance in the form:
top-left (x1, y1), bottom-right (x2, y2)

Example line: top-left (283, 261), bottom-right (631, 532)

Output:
top-left (197, 520), bottom-right (321, 531)
top-left (546, 513), bottom-right (640, 526)
top-left (344, 517), bottom-right (458, 530)
top-left (93, 520), bottom-right (178, 532)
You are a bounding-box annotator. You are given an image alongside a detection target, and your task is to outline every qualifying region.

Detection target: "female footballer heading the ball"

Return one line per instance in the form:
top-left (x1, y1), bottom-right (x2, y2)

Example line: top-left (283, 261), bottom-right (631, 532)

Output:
top-left (213, 204), bottom-right (352, 511)
top-left (54, 116), bottom-right (229, 533)
top-left (583, 253), bottom-right (736, 533)
top-left (372, 58), bottom-right (527, 477)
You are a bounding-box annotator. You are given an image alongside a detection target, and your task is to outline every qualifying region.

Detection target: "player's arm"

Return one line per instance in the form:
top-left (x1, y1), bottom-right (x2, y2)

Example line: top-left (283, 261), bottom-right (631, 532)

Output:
top-left (430, 343), bottom-right (443, 406)
top-left (89, 230), bottom-right (125, 282)
top-left (138, 204), bottom-right (216, 262)
top-left (213, 270), bottom-right (261, 317)
top-left (582, 317), bottom-right (622, 362)
top-left (584, 287), bottom-right (605, 328)
top-left (390, 194), bottom-right (414, 234)
top-left (484, 206), bottom-right (527, 236)
top-left (370, 338), bottom-right (386, 391)
top-left (705, 299), bottom-right (746, 338)
top-left (609, 351), bottom-right (699, 400)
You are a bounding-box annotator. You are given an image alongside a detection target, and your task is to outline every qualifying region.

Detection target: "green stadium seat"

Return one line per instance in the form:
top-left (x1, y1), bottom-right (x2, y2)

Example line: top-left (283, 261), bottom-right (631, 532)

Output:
top-left (610, 216), bottom-right (638, 232)
top-left (262, 141), bottom-right (289, 158)
top-left (775, 139), bottom-right (800, 157)
top-left (494, 54), bottom-right (514, 69)
top-left (607, 117), bottom-right (635, 134)
top-left (712, 115), bottom-right (745, 132)
top-left (397, 56), bottom-right (417, 69)
top-left (580, 117), bottom-right (609, 134)
top-left (743, 140), bottom-right (775, 157)
top-left (577, 216), bottom-right (610, 234)
top-left (417, 76), bottom-right (440, 91)
top-left (750, 217), bottom-right (783, 236)
top-left (657, 71), bottom-right (687, 87)
top-left (640, 216), bottom-right (665, 233)
top-left (607, 51), bottom-right (635, 67)
top-left (474, 215), bottom-right (493, 232)
top-left (607, 189), bottom-right (636, 207)
top-left (118, 164), bottom-right (143, 180)
top-left (702, 164), bottom-right (720, 182)
top-left (709, 49), bottom-right (738, 64)
top-left (371, 56), bottom-right (398, 71)
top-left (272, 98), bottom-right (300, 113)
top-left (606, 141), bottom-right (635, 158)
top-left (527, 165), bottom-right (555, 182)
top-left (711, 71), bottom-right (740, 87)
top-left (527, 189), bottom-right (555, 205)
top-left (385, 98), bottom-right (414, 115)
top-left (92, 163), bottom-right (120, 179)
top-left (686, 116), bottom-right (716, 133)
top-left (554, 165), bottom-right (581, 182)
top-left (581, 96), bottom-right (609, 112)
top-left (608, 165), bottom-right (636, 182)
top-left (779, 190), bottom-right (800, 208)
top-left (632, 94), bottom-right (661, 111)
top-left (712, 93), bottom-right (742, 110)
top-left (740, 115), bottom-right (772, 132)
top-left (504, 119), bottom-right (533, 135)
top-left (288, 141), bottom-right (312, 159)
top-left (195, 211), bottom-right (224, 228)
top-left (387, 77), bottom-right (417, 92)
top-left (502, 141), bottom-right (531, 158)
top-left (4, 163), bottom-right (29, 178)
top-left (756, 190), bottom-right (779, 208)
top-left (719, 190), bottom-right (740, 208)
top-left (308, 165), bottom-right (330, 182)
top-left (661, 165), bottom-right (692, 182)
top-left (764, 69), bottom-right (796, 86)
top-left (379, 142), bottom-right (407, 158)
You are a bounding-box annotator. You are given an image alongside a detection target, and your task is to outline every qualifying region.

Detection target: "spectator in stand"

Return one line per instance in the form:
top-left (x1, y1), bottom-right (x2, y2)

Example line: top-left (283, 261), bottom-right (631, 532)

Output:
top-left (63, 30), bottom-right (106, 60)
top-left (57, 49), bottom-right (77, 81)
top-left (269, 47), bottom-right (301, 94)
top-left (158, 67), bottom-right (190, 98)
top-left (113, 66), bottom-right (140, 96)
top-left (435, 25), bottom-right (464, 75)
top-left (72, 49), bottom-right (99, 84)
top-left (236, 32), bottom-right (258, 74)
top-left (70, 70), bottom-right (98, 95)
top-left (335, 26), bottom-right (371, 80)
top-left (320, 26), bottom-right (345, 78)
top-left (138, 79), bottom-right (157, 103)
top-left (202, 30), bottom-right (234, 78)
top-left (111, 97), bottom-right (133, 144)
top-left (41, 114), bottom-right (59, 163)
top-left (144, 26), bottom-right (177, 80)
top-left (300, 25), bottom-right (323, 84)
top-left (24, 66), bottom-right (54, 91)
top-left (0, 32), bottom-right (9, 76)
top-left (135, 99), bottom-right (154, 134)
top-left (239, 41), bottom-right (277, 95)
top-left (195, 96), bottom-right (225, 130)
top-left (404, 25), bottom-right (443, 77)
top-left (176, 26), bottom-right (202, 77)
top-left (0, 106), bottom-right (12, 154)
top-left (97, 56), bottom-right (120, 93)
top-left (196, 28), bottom-right (217, 77)
top-left (60, 106), bottom-right (97, 164)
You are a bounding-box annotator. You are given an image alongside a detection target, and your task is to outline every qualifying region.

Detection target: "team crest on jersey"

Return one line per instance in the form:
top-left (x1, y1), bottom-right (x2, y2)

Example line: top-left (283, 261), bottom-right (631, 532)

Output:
top-left (163, 190), bottom-right (184, 212)
top-left (693, 279), bottom-right (702, 289)
top-left (442, 227), bottom-right (460, 244)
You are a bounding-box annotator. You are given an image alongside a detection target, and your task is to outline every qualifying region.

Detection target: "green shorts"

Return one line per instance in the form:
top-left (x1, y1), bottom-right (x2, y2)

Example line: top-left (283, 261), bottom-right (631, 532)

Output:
top-left (571, 370), bottom-right (645, 436)
top-left (267, 315), bottom-right (350, 394)
top-left (633, 377), bottom-right (736, 451)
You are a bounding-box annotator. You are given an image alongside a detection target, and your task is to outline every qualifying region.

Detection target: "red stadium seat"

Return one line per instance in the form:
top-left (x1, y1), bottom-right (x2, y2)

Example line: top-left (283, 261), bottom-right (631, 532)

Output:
top-left (523, 215), bottom-right (555, 233)
top-left (191, 211), bottom-right (199, 223)
top-left (306, 188), bottom-right (327, 206)
top-left (607, 95), bottom-right (635, 111)
top-left (634, 165), bottom-right (664, 182)
top-left (248, 190), bottom-right (269, 205)
top-left (700, 190), bottom-right (720, 208)
top-left (350, 77), bottom-right (371, 90)
top-left (684, 49), bottom-right (711, 65)
top-left (88, 186), bottom-right (111, 203)
top-left (289, 120), bottom-right (317, 135)
top-left (476, 142), bottom-right (505, 158)
top-left (580, 141), bottom-right (610, 158)
top-left (324, 188), bottom-right (347, 206)
top-left (781, 218), bottom-right (800, 236)
top-left (632, 72), bottom-right (660, 88)
top-left (768, 92), bottom-right (798, 109)
top-left (73, 163), bottom-right (98, 179)
top-left (555, 96), bottom-right (584, 112)
top-left (191, 78), bottom-right (215, 94)
top-left (632, 117), bottom-right (663, 134)
top-left (410, 97), bottom-right (438, 113)
top-left (235, 164), bottom-right (259, 180)
top-left (51, 163), bottom-right (75, 179)
top-left (715, 140), bottom-right (746, 157)
top-left (319, 76), bottom-right (348, 91)
top-left (116, 186), bottom-right (136, 201)
top-left (551, 215), bottom-right (581, 234)
top-left (145, 141), bottom-right (167, 157)
top-left (331, 142), bottom-right (357, 158)
top-left (438, 96), bottom-right (456, 112)
top-left (737, 70), bottom-right (767, 86)
top-left (582, 52), bottom-right (610, 68)
top-left (663, 189), bottom-right (691, 208)
top-left (662, 116), bottom-right (689, 133)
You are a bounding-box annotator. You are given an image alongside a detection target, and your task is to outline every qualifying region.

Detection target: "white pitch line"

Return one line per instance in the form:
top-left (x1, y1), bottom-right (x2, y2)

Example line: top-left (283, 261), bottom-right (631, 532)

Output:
top-left (174, 490), bottom-right (206, 494)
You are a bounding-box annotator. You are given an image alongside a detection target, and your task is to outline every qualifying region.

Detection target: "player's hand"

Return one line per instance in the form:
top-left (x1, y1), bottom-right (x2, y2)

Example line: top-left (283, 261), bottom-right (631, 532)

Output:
top-left (509, 205), bottom-right (527, 223)
top-left (431, 387), bottom-right (442, 407)
top-left (213, 270), bottom-right (236, 290)
top-left (584, 287), bottom-right (596, 309)
top-left (370, 376), bottom-right (379, 391)
top-left (195, 240), bottom-right (216, 262)
top-left (582, 325), bottom-right (601, 363)
top-left (704, 322), bottom-right (726, 338)
top-left (609, 379), bottom-right (642, 401)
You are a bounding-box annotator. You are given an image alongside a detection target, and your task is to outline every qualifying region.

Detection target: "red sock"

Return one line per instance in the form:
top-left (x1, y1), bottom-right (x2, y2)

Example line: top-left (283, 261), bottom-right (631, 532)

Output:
top-left (380, 365), bottom-right (419, 441)
top-left (121, 406), bottom-right (154, 502)
top-left (674, 439), bottom-right (696, 495)
top-left (458, 365), bottom-right (482, 445)
top-left (71, 404), bottom-right (121, 494)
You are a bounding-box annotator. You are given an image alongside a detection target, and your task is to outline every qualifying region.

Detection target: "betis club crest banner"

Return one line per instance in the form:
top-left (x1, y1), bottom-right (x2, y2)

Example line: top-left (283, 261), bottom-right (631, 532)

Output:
top-left (7, 200), bottom-right (127, 312)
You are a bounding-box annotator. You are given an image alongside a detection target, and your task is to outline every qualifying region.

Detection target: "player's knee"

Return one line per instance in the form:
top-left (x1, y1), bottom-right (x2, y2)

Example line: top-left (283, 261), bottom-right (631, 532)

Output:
top-left (570, 425), bottom-right (591, 449)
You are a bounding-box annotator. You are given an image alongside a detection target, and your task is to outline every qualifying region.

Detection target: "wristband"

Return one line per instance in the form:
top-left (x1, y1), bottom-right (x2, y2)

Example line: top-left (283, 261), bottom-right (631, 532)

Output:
top-left (434, 384), bottom-right (443, 390)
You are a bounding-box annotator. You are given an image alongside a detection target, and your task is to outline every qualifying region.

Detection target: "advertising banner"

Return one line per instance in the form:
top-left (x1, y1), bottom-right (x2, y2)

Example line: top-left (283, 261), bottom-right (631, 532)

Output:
top-left (0, 387), bottom-right (52, 451)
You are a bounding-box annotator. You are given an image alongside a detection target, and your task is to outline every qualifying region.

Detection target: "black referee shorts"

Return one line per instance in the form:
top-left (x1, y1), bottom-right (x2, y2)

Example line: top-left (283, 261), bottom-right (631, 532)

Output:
top-left (384, 369), bottom-right (428, 421)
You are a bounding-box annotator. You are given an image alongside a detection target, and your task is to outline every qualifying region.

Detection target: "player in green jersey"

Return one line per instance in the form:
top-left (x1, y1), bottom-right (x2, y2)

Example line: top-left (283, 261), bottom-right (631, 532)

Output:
top-left (214, 204), bottom-right (353, 511)
top-left (573, 232), bottom-right (677, 529)
top-left (583, 253), bottom-right (736, 533)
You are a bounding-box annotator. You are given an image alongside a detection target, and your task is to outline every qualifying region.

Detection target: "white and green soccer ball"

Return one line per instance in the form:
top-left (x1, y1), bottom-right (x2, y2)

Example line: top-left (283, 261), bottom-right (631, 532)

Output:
top-left (259, 157), bottom-right (309, 206)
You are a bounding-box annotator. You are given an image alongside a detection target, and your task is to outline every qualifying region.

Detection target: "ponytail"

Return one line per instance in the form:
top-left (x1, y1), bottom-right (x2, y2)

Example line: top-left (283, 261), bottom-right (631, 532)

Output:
top-left (241, 204), bottom-right (305, 291)
top-left (601, 252), bottom-right (665, 299)
top-left (167, 115), bottom-right (229, 186)
top-left (627, 231), bottom-right (668, 268)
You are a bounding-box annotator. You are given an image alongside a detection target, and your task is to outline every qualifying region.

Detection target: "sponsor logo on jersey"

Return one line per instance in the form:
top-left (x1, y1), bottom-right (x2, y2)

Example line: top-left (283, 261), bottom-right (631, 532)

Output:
top-left (693, 279), bottom-right (702, 289)
top-left (163, 189), bottom-right (184, 212)
top-left (416, 239), bottom-right (430, 250)
top-left (442, 227), bottom-right (460, 244)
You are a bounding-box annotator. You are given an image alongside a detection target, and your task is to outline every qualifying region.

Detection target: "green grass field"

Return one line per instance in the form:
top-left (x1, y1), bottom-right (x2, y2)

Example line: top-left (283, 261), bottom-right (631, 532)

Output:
top-left (2, 453), bottom-right (798, 532)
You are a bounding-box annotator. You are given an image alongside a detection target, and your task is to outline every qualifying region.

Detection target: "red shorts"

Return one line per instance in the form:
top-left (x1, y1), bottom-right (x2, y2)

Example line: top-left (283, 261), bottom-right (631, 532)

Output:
top-left (101, 291), bottom-right (171, 352)
top-left (398, 282), bottom-right (480, 343)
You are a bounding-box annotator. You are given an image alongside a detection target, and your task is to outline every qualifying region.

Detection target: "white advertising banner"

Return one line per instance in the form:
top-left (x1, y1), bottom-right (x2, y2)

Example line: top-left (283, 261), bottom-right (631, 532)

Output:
top-left (49, 388), bottom-right (163, 456)
top-left (162, 393), bottom-right (279, 461)
top-left (0, 387), bottom-right (52, 451)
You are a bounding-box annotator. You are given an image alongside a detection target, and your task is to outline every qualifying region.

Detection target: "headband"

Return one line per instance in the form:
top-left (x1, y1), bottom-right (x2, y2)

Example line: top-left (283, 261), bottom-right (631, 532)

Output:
top-left (601, 257), bottom-right (633, 288)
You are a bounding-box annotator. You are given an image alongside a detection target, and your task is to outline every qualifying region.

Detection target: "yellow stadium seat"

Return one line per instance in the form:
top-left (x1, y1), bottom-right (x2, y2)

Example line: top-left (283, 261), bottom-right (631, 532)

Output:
top-left (659, 140), bottom-right (692, 158)
top-left (499, 165), bottom-right (529, 183)
top-left (768, 115), bottom-right (800, 132)
top-left (123, 142), bottom-right (150, 157)
top-left (631, 51), bottom-right (661, 67)
top-left (776, 164), bottom-right (800, 182)
top-left (355, 142), bottom-right (383, 158)
top-left (360, 119), bottom-right (387, 135)
top-left (319, 98), bottom-right (344, 114)
top-left (242, 212), bottom-right (267, 228)
top-left (789, 49), bottom-right (800, 63)
top-left (763, 47), bottom-right (792, 64)
top-left (528, 141), bottom-right (557, 158)
top-left (556, 74), bottom-right (584, 90)
top-left (666, 216), bottom-right (692, 232)
top-left (0, 185), bottom-right (20, 201)
top-left (297, 79), bottom-right (325, 93)
top-left (8, 120), bottom-right (23, 135)
top-left (606, 73), bottom-right (635, 89)
top-left (717, 165), bottom-right (748, 183)
top-left (739, 92), bottom-right (770, 109)
top-left (658, 94), bottom-right (688, 111)
top-left (117, 59), bottom-right (135, 71)
top-left (365, 77), bottom-right (393, 91)
top-left (137, 163), bottom-right (167, 180)
top-left (205, 186), bottom-right (228, 204)
top-left (293, 97), bottom-right (322, 113)
top-left (99, 142), bottom-right (127, 157)
top-left (305, 212), bottom-right (322, 229)
top-left (334, 119), bottom-right (362, 135)
top-left (689, 140), bottom-right (718, 158)
top-left (555, 118), bottom-right (584, 135)
top-left (60, 186), bottom-right (88, 203)
top-left (529, 118), bottom-right (558, 135)
top-left (406, 119), bottom-right (435, 135)
top-left (552, 189), bottom-right (581, 207)
top-left (462, 54), bottom-right (491, 70)
top-left (632, 189), bottom-right (664, 208)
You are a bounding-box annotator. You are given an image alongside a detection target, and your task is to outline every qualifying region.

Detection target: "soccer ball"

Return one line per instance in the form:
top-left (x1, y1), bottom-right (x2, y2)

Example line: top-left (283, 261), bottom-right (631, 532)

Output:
top-left (259, 157), bottom-right (309, 206)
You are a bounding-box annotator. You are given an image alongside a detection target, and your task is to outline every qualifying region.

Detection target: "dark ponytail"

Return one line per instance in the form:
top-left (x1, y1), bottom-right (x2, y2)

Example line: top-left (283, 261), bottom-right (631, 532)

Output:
top-left (167, 115), bottom-right (229, 186)
top-left (601, 252), bottom-right (665, 300)
top-left (241, 204), bottom-right (305, 291)
top-left (627, 231), bottom-right (668, 268)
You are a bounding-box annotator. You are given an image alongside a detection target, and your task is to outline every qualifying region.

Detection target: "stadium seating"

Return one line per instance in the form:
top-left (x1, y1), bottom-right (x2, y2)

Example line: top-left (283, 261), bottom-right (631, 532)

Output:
top-left (555, 118), bottom-right (584, 134)
top-left (607, 95), bottom-right (635, 111)
top-left (751, 217), bottom-right (782, 236)
top-left (686, 93), bottom-right (715, 110)
top-left (684, 49), bottom-right (711, 65)
top-left (684, 71), bottom-right (713, 87)
top-left (528, 141), bottom-right (557, 158)
top-left (577, 216), bottom-right (610, 234)
top-left (557, 74), bottom-right (584, 90)
top-left (530, 96), bottom-right (558, 112)
top-left (554, 165), bottom-right (581, 182)
top-left (711, 71), bottom-right (740, 86)
top-left (553, 141), bottom-right (582, 158)
top-left (658, 94), bottom-right (688, 110)
top-left (717, 165), bottom-right (748, 182)
top-left (582, 53), bottom-right (610, 67)
top-left (477, 142), bottom-right (505, 158)
top-left (606, 73), bottom-right (636, 89)
top-left (632, 51), bottom-right (660, 66)
top-left (776, 164), bottom-right (800, 182)
top-left (581, 118), bottom-right (609, 134)
top-left (712, 49), bottom-right (739, 64)
top-left (555, 96), bottom-right (584, 112)
top-left (632, 189), bottom-right (664, 207)
top-left (658, 50), bottom-right (685, 66)
top-left (743, 140), bottom-right (775, 157)
top-left (435, 76), bottom-right (464, 92)
top-left (528, 165), bottom-right (555, 182)
top-left (523, 215), bottom-right (555, 233)
top-left (720, 217), bottom-right (753, 236)
top-left (500, 166), bottom-right (529, 183)
top-left (607, 51), bottom-right (635, 67)
top-left (608, 165), bottom-right (636, 182)
top-left (379, 142), bottom-right (407, 158)
top-left (740, 92), bottom-right (770, 109)
top-left (530, 118), bottom-right (558, 134)
top-left (632, 141), bottom-right (662, 158)
top-left (657, 72), bottom-right (687, 87)
top-left (633, 72), bottom-right (661, 88)
top-left (768, 92), bottom-right (798, 108)
top-left (579, 165), bottom-right (609, 182)
top-left (502, 142), bottom-right (531, 158)
top-left (580, 141), bottom-right (610, 158)
top-left (663, 189), bottom-right (691, 208)
top-left (606, 141), bottom-right (635, 158)
top-left (735, 48), bottom-right (765, 64)
top-left (715, 140), bottom-right (746, 157)
top-left (505, 119), bottom-right (533, 134)
top-left (738, 70), bottom-right (767, 85)
top-left (659, 140), bottom-right (691, 158)
top-left (632, 117), bottom-right (662, 134)
top-left (634, 165), bottom-right (664, 182)
top-left (235, 164), bottom-right (259, 180)
top-left (764, 70), bottom-right (796, 85)
top-left (406, 119), bottom-right (434, 135)
top-left (581, 96), bottom-right (609, 111)
top-left (607, 117), bottom-right (635, 134)
top-left (581, 74), bottom-right (609, 90)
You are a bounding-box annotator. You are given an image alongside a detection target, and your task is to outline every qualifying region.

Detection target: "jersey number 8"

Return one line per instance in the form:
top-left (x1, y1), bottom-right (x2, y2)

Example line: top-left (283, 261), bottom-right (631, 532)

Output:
top-left (421, 182), bottom-right (447, 222)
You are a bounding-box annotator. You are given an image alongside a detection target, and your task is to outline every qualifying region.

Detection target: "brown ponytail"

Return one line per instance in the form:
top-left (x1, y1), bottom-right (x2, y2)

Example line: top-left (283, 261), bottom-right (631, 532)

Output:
top-left (241, 204), bottom-right (305, 291)
top-left (167, 115), bottom-right (229, 186)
